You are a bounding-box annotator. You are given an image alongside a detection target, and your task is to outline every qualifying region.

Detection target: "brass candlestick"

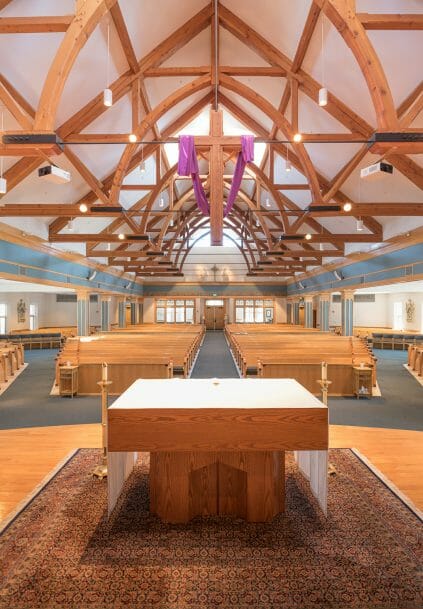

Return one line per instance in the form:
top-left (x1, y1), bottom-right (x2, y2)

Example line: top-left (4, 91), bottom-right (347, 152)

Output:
top-left (93, 363), bottom-right (112, 479)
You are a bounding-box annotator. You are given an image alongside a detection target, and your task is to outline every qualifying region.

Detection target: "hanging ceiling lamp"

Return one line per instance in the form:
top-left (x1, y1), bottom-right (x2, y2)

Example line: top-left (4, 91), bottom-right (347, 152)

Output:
top-left (356, 218), bottom-right (364, 231)
top-left (318, 16), bottom-right (328, 107)
top-left (0, 108), bottom-right (7, 194)
top-left (285, 145), bottom-right (292, 172)
top-left (103, 22), bottom-right (113, 107)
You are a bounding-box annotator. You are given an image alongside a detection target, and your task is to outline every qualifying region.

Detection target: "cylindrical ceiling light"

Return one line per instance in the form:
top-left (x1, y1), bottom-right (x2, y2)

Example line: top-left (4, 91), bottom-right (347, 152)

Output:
top-left (356, 218), bottom-right (364, 231)
top-left (0, 109), bottom-right (6, 194)
top-left (103, 22), bottom-right (113, 107)
top-left (318, 16), bottom-right (328, 107)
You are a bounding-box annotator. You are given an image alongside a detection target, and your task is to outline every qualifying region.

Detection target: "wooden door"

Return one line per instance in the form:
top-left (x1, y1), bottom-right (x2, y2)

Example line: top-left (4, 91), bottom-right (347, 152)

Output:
top-left (205, 305), bottom-right (225, 330)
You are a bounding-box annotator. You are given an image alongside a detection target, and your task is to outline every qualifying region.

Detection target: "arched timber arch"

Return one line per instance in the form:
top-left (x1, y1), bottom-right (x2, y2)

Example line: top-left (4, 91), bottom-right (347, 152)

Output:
top-left (179, 229), bottom-right (253, 275)
top-left (35, 0), bottom-right (117, 130)
top-left (110, 75), bottom-right (211, 202)
top-left (315, 0), bottom-right (399, 130)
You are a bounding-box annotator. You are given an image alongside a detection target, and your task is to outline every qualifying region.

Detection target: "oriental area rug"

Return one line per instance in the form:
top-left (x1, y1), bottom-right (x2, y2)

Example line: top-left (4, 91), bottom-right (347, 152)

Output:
top-left (0, 450), bottom-right (421, 609)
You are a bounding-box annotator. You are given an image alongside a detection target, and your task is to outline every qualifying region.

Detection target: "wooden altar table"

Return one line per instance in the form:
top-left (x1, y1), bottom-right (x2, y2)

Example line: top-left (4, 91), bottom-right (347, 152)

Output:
top-left (108, 378), bottom-right (328, 523)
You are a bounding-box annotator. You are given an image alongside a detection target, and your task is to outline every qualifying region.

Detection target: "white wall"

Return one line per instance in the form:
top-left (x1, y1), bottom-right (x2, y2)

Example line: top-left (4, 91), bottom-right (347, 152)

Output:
top-left (0, 292), bottom-right (44, 332)
top-left (387, 292), bottom-right (423, 332)
top-left (329, 294), bottom-right (390, 328)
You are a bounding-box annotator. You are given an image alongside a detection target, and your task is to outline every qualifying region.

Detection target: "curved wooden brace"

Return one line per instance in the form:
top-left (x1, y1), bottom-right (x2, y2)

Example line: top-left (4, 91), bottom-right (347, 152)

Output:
top-left (110, 74), bottom-right (211, 203)
top-left (219, 74), bottom-right (323, 203)
top-left (167, 205), bottom-right (259, 270)
top-left (35, 0), bottom-right (117, 130)
top-left (316, 0), bottom-right (399, 130)
top-left (178, 227), bottom-right (253, 274)
top-left (223, 180), bottom-right (273, 247)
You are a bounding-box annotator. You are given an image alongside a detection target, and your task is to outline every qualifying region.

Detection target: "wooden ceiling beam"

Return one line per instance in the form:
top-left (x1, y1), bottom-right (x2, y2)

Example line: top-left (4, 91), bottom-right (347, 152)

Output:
top-left (0, 16), bottom-right (73, 33)
top-left (109, 2), bottom-right (138, 73)
top-left (0, 82), bottom-right (33, 130)
top-left (357, 14), bottom-right (423, 31)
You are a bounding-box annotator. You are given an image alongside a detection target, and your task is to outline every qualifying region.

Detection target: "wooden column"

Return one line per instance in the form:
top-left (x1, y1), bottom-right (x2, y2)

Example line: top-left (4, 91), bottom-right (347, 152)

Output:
top-left (209, 109), bottom-right (224, 246)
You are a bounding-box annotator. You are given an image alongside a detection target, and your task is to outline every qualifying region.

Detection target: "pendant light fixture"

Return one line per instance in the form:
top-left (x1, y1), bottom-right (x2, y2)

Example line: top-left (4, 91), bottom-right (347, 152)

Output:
top-left (318, 16), bottom-right (328, 107)
top-left (139, 146), bottom-right (146, 174)
top-left (0, 108), bottom-right (6, 194)
top-left (285, 145), bottom-right (292, 172)
top-left (356, 218), bottom-right (364, 231)
top-left (103, 21), bottom-right (113, 107)
top-left (265, 196), bottom-right (271, 208)
top-left (67, 219), bottom-right (75, 232)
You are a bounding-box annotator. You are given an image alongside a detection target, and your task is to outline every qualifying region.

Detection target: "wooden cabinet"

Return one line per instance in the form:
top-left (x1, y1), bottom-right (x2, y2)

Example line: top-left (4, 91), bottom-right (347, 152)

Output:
top-left (59, 365), bottom-right (78, 397)
top-left (353, 366), bottom-right (372, 399)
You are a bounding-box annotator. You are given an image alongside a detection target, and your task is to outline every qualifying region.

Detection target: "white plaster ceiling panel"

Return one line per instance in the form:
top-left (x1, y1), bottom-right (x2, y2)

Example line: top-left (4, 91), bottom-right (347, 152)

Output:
top-left (123, 155), bottom-right (156, 185)
top-left (118, 189), bottom-right (145, 210)
top-left (223, 0), bottom-right (312, 61)
top-left (232, 76), bottom-right (286, 111)
top-left (367, 30), bottom-right (423, 109)
top-left (64, 217), bottom-right (112, 234)
top-left (153, 87), bottom-right (212, 133)
top-left (317, 215), bottom-right (367, 234)
top-left (0, 34), bottom-right (64, 110)
top-left (1, 217), bottom-right (52, 239)
top-left (119, 0), bottom-right (209, 62)
top-left (56, 20), bottom-right (128, 127)
top-left (356, 0), bottom-right (423, 12)
top-left (81, 93), bottom-right (133, 135)
top-left (53, 242), bottom-right (86, 256)
top-left (379, 217), bottom-right (423, 240)
top-left (282, 189), bottom-right (312, 210)
top-left (304, 142), bottom-right (363, 181)
top-left (1, 155), bottom-right (21, 174)
top-left (409, 155), bottom-right (423, 168)
top-left (0, 1), bottom-right (75, 16)
top-left (341, 152), bottom-right (423, 204)
top-left (298, 90), bottom-right (352, 134)
top-left (219, 90), bottom-right (273, 132)
top-left (161, 29), bottom-right (211, 66)
top-left (273, 153), bottom-right (308, 185)
top-left (219, 28), bottom-right (271, 67)
top-left (0, 155), bottom-right (88, 204)
top-left (303, 14), bottom-right (375, 127)
top-left (67, 143), bottom-right (126, 184)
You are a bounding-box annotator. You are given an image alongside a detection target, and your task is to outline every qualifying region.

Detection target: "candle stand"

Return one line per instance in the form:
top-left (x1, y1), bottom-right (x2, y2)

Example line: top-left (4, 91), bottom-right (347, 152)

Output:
top-left (93, 363), bottom-right (112, 480)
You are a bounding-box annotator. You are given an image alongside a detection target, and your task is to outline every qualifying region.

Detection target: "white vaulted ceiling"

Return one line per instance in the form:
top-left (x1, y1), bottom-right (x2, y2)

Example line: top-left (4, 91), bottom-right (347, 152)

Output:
top-left (0, 0), bottom-right (421, 282)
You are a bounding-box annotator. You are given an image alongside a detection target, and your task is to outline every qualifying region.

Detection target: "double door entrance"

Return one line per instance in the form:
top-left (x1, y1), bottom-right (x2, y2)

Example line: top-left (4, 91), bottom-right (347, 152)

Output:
top-left (204, 299), bottom-right (225, 330)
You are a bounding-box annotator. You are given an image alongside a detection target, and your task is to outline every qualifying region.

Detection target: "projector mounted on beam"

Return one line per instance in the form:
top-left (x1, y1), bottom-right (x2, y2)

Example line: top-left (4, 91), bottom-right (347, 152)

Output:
top-left (360, 162), bottom-right (393, 181)
top-left (38, 165), bottom-right (71, 184)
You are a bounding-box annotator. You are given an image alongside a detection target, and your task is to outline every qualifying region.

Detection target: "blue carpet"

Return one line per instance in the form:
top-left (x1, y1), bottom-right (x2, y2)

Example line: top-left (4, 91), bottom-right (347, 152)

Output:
top-left (190, 331), bottom-right (240, 378)
top-left (0, 344), bottom-right (422, 432)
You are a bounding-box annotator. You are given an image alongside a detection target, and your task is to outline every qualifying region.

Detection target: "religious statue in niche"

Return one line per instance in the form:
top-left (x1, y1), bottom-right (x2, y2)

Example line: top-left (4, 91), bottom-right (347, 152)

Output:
top-left (17, 298), bottom-right (26, 323)
top-left (405, 299), bottom-right (415, 323)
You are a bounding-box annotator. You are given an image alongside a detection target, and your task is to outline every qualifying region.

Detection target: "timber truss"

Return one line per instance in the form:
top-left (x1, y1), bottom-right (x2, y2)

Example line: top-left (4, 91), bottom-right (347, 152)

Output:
top-left (0, 0), bottom-right (422, 279)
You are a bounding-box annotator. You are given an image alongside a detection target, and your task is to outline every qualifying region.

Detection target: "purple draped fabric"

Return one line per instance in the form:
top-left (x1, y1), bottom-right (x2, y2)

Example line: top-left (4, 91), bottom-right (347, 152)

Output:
top-left (177, 134), bottom-right (254, 217)
top-left (224, 134), bottom-right (254, 217)
top-left (178, 135), bottom-right (209, 215)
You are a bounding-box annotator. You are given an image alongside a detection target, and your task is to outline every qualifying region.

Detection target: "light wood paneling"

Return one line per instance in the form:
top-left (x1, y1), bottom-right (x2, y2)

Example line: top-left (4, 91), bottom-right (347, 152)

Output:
top-left (0, 424), bottom-right (422, 523)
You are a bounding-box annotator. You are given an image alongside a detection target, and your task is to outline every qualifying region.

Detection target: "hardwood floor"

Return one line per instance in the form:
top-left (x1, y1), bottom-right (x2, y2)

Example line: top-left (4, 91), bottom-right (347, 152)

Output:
top-left (0, 423), bottom-right (422, 523)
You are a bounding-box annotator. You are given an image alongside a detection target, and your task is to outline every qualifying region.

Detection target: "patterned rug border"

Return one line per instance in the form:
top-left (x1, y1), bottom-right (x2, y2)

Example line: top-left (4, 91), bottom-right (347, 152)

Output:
top-left (1, 446), bottom-right (421, 539)
top-left (351, 448), bottom-right (423, 521)
top-left (0, 448), bottom-right (78, 536)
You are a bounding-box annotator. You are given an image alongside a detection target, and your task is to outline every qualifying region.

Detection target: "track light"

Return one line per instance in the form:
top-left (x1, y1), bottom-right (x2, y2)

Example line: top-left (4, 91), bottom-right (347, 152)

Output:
top-left (356, 218), bottom-right (364, 232)
top-left (305, 233), bottom-right (312, 240)
top-left (118, 233), bottom-right (125, 240)
top-left (343, 202), bottom-right (352, 212)
top-left (79, 203), bottom-right (88, 213)
top-left (129, 133), bottom-right (137, 143)
top-left (103, 88), bottom-right (113, 107)
top-left (293, 133), bottom-right (302, 143)
top-left (318, 87), bottom-right (328, 107)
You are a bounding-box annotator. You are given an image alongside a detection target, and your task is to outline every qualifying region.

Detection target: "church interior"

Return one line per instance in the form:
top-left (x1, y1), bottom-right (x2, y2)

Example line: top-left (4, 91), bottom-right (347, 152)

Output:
top-left (0, 1), bottom-right (422, 608)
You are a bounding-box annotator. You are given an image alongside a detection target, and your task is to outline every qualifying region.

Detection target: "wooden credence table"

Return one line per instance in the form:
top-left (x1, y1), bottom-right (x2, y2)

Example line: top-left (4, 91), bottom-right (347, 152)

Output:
top-left (108, 379), bottom-right (329, 523)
